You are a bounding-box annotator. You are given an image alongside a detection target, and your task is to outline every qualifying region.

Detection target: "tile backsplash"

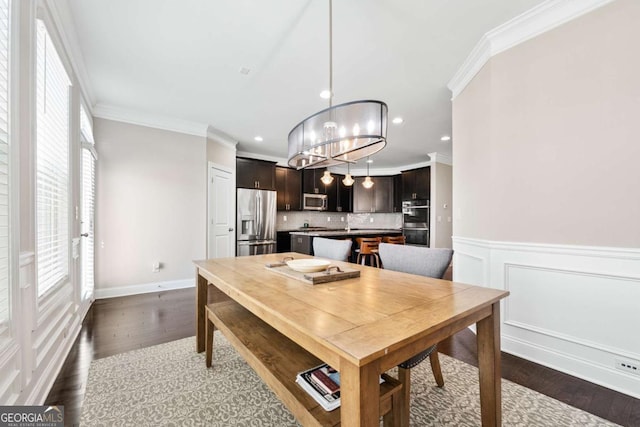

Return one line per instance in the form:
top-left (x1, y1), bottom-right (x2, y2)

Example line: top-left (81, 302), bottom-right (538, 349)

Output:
top-left (277, 211), bottom-right (402, 230)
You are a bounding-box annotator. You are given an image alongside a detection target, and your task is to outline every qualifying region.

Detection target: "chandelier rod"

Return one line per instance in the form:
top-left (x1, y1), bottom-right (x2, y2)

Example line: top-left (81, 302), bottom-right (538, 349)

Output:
top-left (329, 0), bottom-right (333, 109)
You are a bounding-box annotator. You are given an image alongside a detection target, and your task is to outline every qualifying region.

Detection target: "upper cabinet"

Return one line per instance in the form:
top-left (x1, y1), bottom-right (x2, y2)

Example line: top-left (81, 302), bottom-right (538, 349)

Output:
top-left (401, 167), bottom-right (430, 201)
top-left (336, 175), bottom-right (353, 213)
top-left (301, 169), bottom-right (352, 212)
top-left (275, 167), bottom-right (302, 211)
top-left (236, 157), bottom-right (276, 190)
top-left (353, 176), bottom-right (394, 213)
top-left (302, 168), bottom-right (328, 195)
top-left (393, 174), bottom-right (402, 213)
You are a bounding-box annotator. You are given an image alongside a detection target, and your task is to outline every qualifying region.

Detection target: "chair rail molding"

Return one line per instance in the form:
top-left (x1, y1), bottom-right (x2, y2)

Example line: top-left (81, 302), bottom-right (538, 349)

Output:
top-left (452, 235), bottom-right (640, 399)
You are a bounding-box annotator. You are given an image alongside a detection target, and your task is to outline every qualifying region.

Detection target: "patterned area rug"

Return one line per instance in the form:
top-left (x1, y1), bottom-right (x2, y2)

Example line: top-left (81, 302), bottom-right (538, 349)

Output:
top-left (81, 335), bottom-right (618, 426)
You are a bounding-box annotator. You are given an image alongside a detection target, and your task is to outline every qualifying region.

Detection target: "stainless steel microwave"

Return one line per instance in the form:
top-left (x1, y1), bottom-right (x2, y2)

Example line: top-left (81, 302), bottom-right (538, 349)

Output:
top-left (303, 193), bottom-right (328, 211)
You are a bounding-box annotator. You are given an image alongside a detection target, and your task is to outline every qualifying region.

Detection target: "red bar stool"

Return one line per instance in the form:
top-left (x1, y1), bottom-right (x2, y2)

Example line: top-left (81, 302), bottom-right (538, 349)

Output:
top-left (355, 237), bottom-right (382, 267)
top-left (382, 235), bottom-right (406, 245)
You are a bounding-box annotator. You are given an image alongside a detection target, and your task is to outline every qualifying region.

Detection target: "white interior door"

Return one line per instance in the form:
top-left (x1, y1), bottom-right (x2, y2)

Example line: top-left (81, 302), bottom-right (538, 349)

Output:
top-left (208, 163), bottom-right (235, 258)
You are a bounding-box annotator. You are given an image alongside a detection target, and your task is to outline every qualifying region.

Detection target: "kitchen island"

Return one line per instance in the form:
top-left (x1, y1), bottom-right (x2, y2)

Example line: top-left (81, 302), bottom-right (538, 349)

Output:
top-left (288, 228), bottom-right (402, 256)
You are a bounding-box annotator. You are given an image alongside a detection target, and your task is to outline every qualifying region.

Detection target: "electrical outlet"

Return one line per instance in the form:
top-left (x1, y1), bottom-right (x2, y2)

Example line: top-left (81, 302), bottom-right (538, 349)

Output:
top-left (615, 359), bottom-right (640, 376)
top-left (283, 215), bottom-right (287, 222)
top-left (152, 262), bottom-right (161, 273)
top-left (370, 217), bottom-right (374, 223)
top-left (341, 217), bottom-right (344, 222)
top-left (327, 217), bottom-right (331, 222)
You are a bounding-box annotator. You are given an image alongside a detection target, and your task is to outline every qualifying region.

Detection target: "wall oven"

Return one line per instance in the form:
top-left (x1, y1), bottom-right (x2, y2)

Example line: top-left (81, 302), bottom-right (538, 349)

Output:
top-left (303, 193), bottom-right (328, 211)
top-left (402, 200), bottom-right (429, 246)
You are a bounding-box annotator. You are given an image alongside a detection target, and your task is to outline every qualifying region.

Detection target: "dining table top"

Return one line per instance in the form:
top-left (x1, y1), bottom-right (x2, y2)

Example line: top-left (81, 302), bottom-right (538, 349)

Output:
top-left (194, 252), bottom-right (508, 369)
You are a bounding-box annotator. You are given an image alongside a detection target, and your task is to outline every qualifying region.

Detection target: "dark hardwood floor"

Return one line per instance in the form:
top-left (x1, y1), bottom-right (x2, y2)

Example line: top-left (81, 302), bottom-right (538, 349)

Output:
top-left (45, 287), bottom-right (640, 426)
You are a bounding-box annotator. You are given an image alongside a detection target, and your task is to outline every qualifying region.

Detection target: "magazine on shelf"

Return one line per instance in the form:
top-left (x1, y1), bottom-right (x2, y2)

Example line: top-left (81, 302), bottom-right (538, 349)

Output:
top-left (295, 363), bottom-right (384, 412)
top-left (296, 363), bottom-right (341, 411)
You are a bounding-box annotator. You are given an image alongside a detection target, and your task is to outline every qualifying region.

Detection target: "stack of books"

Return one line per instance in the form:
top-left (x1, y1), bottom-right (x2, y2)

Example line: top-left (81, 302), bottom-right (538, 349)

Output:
top-left (295, 363), bottom-right (341, 411)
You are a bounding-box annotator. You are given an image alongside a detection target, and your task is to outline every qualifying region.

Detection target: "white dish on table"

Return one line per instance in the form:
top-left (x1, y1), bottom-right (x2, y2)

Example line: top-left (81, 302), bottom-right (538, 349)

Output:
top-left (286, 259), bottom-right (331, 273)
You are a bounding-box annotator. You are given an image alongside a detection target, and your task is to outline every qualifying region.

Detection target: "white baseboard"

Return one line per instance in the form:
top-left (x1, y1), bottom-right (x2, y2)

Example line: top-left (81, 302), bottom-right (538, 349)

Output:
top-left (95, 278), bottom-right (195, 300)
top-left (452, 236), bottom-right (640, 399)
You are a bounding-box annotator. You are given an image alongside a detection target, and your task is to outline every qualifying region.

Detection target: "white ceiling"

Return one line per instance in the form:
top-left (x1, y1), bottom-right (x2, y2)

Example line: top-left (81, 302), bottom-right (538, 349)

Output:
top-left (65, 0), bottom-right (546, 168)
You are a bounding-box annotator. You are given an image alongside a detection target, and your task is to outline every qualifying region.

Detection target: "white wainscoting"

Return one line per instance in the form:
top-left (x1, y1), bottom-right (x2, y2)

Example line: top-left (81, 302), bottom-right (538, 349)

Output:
top-left (453, 236), bottom-right (640, 399)
top-left (94, 278), bottom-right (195, 300)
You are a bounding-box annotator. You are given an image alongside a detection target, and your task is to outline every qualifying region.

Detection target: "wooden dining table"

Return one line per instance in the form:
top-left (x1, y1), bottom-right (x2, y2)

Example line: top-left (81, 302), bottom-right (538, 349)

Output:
top-left (194, 252), bottom-right (509, 426)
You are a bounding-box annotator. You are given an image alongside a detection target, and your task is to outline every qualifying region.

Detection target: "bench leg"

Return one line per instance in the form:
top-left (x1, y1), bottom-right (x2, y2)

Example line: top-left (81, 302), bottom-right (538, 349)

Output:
top-left (205, 312), bottom-right (215, 368)
top-left (383, 381), bottom-right (403, 427)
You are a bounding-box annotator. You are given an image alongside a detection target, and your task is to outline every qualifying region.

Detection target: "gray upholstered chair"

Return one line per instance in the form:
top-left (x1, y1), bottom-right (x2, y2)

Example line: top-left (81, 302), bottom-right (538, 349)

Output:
top-left (378, 243), bottom-right (454, 425)
top-left (312, 237), bottom-right (353, 262)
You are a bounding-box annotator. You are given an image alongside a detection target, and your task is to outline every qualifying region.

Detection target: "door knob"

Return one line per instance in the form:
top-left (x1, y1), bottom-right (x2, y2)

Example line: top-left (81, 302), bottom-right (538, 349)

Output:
top-left (80, 233), bottom-right (89, 237)
top-left (228, 228), bottom-right (234, 232)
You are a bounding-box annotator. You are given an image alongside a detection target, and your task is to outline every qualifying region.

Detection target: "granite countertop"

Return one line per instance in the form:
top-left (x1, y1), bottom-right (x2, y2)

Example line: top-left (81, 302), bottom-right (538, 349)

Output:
top-left (288, 228), bottom-right (402, 237)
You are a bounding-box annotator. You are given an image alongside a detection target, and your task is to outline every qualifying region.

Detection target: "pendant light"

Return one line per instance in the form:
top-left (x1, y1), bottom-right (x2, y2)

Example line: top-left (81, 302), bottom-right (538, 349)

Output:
top-left (287, 0), bottom-right (387, 170)
top-left (321, 170), bottom-right (334, 185)
top-left (362, 158), bottom-right (374, 189)
top-left (342, 162), bottom-right (354, 186)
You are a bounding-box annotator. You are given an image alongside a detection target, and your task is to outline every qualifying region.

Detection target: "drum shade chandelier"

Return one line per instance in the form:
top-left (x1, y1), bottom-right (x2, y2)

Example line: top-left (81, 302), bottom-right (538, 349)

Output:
top-left (287, 0), bottom-right (387, 171)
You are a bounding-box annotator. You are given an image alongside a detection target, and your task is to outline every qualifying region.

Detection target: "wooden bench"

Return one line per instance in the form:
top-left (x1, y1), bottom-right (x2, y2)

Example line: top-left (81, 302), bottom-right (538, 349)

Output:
top-left (205, 301), bottom-right (403, 426)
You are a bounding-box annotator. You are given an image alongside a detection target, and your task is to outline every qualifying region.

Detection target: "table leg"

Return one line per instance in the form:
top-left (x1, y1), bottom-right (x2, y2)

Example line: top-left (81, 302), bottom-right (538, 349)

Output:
top-left (196, 272), bottom-right (208, 353)
top-left (340, 359), bottom-right (380, 426)
top-left (476, 301), bottom-right (502, 426)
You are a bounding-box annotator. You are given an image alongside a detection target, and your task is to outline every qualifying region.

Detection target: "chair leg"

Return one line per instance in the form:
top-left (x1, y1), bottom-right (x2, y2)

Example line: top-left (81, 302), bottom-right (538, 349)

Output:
top-left (398, 366), bottom-right (411, 427)
top-left (429, 350), bottom-right (444, 387)
top-left (205, 310), bottom-right (215, 368)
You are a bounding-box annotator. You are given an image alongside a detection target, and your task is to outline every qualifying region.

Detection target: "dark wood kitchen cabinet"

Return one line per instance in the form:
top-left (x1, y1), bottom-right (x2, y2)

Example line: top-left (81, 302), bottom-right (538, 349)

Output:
top-left (335, 174), bottom-right (353, 213)
top-left (236, 157), bottom-right (276, 190)
top-left (302, 168), bottom-right (328, 195)
top-left (275, 167), bottom-right (301, 211)
top-left (353, 176), bottom-right (394, 213)
top-left (303, 168), bottom-right (347, 212)
top-left (401, 166), bottom-right (430, 201)
top-left (393, 174), bottom-right (402, 212)
top-left (291, 234), bottom-right (313, 255)
top-left (276, 231), bottom-right (292, 253)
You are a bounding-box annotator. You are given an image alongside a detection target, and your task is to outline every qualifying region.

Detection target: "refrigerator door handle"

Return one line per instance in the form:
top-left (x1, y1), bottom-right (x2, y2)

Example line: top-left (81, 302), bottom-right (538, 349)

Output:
top-left (255, 193), bottom-right (261, 237)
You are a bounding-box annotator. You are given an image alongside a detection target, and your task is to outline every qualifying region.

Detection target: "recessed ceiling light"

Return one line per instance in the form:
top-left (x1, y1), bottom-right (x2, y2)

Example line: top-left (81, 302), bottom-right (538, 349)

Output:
top-left (254, 136), bottom-right (263, 142)
top-left (441, 135), bottom-right (451, 141)
top-left (366, 159), bottom-right (373, 163)
top-left (392, 117), bottom-right (404, 124)
top-left (319, 90), bottom-right (332, 99)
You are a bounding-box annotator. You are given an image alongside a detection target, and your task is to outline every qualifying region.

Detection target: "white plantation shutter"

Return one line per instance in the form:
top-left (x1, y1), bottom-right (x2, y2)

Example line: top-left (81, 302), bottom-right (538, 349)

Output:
top-left (36, 19), bottom-right (71, 296)
top-left (80, 105), bottom-right (95, 297)
top-left (0, 0), bottom-right (10, 326)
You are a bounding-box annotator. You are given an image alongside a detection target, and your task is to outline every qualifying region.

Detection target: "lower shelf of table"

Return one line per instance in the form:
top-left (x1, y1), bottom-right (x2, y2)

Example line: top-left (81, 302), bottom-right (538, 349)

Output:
top-left (206, 300), bottom-right (402, 427)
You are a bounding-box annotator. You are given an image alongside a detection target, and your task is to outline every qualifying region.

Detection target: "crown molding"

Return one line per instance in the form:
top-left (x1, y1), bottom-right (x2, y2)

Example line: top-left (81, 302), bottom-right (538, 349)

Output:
top-left (428, 152), bottom-right (453, 166)
top-left (45, 0), bottom-right (95, 109)
top-left (206, 126), bottom-right (238, 150)
top-left (93, 103), bottom-right (209, 137)
top-left (236, 151), bottom-right (288, 166)
top-left (448, 0), bottom-right (616, 99)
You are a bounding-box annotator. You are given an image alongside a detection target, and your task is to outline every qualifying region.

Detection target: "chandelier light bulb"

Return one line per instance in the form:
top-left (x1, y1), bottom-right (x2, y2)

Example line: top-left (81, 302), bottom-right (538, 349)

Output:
top-left (321, 170), bottom-right (334, 185)
top-left (342, 173), bottom-right (354, 186)
top-left (362, 176), bottom-right (374, 189)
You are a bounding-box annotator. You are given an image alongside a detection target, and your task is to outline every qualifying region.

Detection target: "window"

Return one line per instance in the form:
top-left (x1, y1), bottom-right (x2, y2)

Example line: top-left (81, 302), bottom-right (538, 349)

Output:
top-left (80, 105), bottom-right (95, 298)
top-left (35, 19), bottom-right (71, 297)
top-left (0, 0), bottom-right (10, 326)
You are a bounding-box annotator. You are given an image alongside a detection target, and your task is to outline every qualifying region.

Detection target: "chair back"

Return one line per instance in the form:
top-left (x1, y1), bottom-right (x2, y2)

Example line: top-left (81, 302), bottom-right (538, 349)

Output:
top-left (356, 237), bottom-right (381, 255)
top-left (382, 235), bottom-right (406, 245)
top-left (312, 237), bottom-right (353, 262)
top-left (378, 243), bottom-right (453, 279)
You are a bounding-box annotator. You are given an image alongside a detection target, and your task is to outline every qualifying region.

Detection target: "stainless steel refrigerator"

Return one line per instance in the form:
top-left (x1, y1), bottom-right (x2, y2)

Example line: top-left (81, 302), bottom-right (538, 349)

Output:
top-left (236, 188), bottom-right (277, 256)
